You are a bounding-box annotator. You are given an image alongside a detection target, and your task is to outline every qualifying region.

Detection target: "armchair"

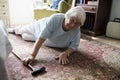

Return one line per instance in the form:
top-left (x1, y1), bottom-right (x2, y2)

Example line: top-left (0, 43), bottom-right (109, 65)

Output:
top-left (34, 0), bottom-right (72, 20)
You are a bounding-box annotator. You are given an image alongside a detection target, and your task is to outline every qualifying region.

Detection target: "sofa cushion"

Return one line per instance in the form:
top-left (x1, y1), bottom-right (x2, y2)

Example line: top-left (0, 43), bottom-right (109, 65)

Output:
top-left (50, 0), bottom-right (60, 9)
top-left (65, 0), bottom-right (72, 4)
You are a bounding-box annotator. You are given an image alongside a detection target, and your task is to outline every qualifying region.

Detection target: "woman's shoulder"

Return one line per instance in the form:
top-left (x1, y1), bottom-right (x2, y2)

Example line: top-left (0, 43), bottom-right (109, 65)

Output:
top-left (50, 13), bottom-right (65, 18)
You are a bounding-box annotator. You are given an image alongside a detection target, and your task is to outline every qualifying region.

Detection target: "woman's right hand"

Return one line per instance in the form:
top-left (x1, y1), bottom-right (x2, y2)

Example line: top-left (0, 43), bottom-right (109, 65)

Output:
top-left (22, 55), bottom-right (35, 66)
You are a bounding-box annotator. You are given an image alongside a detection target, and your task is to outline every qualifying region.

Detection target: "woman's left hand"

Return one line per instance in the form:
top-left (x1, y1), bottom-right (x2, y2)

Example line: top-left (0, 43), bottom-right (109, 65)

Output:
top-left (58, 52), bottom-right (69, 65)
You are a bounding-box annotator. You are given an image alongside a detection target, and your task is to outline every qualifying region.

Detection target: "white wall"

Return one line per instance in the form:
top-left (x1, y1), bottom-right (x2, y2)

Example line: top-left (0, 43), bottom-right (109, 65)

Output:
top-left (8, 0), bottom-right (34, 27)
top-left (110, 0), bottom-right (120, 20)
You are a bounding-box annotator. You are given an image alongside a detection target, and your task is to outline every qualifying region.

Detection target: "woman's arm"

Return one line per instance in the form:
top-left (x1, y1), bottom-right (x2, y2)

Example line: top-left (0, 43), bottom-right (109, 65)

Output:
top-left (23, 37), bottom-right (45, 66)
top-left (63, 48), bottom-right (74, 56)
top-left (31, 37), bottom-right (45, 58)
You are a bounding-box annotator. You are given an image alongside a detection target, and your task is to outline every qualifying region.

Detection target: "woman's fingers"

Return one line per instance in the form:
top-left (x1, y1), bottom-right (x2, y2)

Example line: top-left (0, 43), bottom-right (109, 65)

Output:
top-left (22, 58), bottom-right (29, 66)
top-left (59, 57), bottom-right (69, 65)
top-left (22, 56), bottom-right (34, 66)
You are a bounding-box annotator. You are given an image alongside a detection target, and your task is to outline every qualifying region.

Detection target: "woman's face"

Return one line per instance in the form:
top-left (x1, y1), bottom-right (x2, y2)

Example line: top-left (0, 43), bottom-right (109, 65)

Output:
top-left (64, 16), bottom-right (81, 31)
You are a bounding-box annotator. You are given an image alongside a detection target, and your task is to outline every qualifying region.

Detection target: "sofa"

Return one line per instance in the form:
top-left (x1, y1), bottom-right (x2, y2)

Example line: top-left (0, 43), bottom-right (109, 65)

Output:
top-left (34, 0), bottom-right (72, 20)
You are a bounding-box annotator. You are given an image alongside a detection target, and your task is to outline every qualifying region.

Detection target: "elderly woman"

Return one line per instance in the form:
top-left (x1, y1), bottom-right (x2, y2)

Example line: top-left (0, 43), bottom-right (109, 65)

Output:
top-left (12, 6), bottom-right (86, 65)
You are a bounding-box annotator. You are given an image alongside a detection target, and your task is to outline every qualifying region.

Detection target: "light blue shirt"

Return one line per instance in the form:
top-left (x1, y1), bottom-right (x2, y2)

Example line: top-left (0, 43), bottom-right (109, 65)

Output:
top-left (34, 13), bottom-right (80, 50)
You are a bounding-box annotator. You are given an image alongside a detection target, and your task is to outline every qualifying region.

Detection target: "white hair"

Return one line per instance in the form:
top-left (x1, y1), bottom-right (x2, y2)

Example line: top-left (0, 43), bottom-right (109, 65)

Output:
top-left (65, 6), bottom-right (86, 26)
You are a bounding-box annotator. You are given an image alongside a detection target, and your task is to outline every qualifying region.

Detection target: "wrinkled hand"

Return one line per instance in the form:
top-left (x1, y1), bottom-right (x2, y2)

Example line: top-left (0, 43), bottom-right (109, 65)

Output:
top-left (58, 52), bottom-right (69, 65)
top-left (22, 55), bottom-right (35, 66)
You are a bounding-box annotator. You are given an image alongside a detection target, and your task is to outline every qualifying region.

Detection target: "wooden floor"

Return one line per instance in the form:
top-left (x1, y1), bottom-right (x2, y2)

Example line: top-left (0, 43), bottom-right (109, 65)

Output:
top-left (81, 34), bottom-right (120, 49)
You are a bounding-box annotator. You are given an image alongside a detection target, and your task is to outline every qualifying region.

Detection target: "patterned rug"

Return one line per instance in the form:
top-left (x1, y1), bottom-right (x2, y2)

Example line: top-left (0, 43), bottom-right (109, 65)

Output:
top-left (6, 34), bottom-right (120, 80)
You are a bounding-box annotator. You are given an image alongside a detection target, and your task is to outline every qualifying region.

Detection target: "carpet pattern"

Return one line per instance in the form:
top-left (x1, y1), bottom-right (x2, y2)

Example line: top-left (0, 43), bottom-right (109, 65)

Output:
top-left (7, 34), bottom-right (120, 80)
